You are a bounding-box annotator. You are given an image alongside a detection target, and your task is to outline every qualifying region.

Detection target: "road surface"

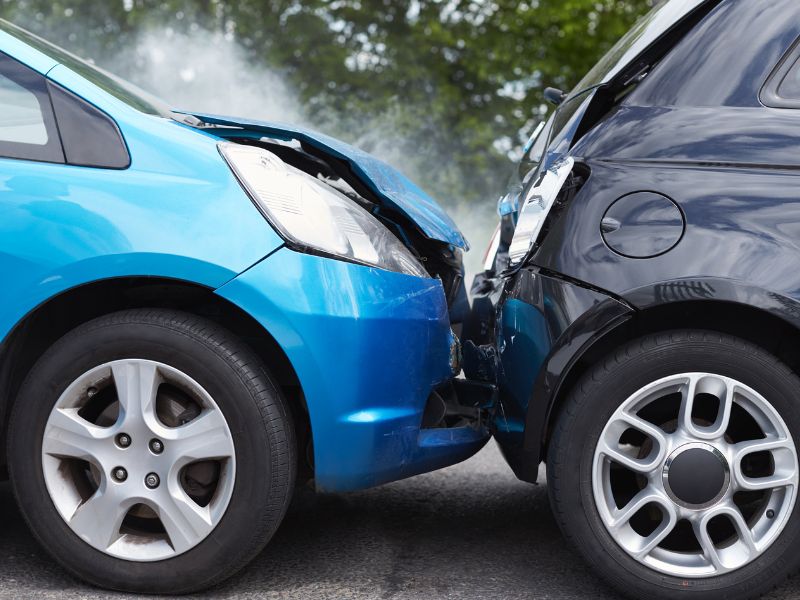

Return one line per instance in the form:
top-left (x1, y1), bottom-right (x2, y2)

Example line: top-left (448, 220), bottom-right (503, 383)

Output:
top-left (1, 442), bottom-right (798, 599)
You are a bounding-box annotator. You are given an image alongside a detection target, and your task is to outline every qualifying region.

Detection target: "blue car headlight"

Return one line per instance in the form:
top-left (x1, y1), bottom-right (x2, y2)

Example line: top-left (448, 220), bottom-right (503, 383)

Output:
top-left (219, 142), bottom-right (429, 278)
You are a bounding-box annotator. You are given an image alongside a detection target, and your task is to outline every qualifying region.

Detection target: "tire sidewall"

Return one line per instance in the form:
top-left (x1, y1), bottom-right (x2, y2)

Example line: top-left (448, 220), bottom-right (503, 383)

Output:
top-left (9, 313), bottom-right (291, 593)
top-left (552, 331), bottom-right (800, 599)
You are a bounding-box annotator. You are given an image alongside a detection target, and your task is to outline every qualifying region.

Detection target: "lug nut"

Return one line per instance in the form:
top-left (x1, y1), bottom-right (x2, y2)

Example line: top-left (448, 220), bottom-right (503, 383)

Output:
top-left (145, 473), bottom-right (160, 489)
top-left (87, 386), bottom-right (98, 397)
top-left (112, 467), bottom-right (128, 482)
top-left (149, 439), bottom-right (164, 454)
top-left (116, 433), bottom-right (132, 448)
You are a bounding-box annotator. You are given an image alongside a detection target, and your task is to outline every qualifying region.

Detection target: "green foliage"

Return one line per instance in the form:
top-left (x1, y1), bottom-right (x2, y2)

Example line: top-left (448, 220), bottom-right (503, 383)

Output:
top-left (0, 0), bottom-right (650, 205)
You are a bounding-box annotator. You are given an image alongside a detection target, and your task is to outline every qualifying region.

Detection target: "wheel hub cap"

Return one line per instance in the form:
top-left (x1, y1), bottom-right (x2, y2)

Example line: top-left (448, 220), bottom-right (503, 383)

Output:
top-left (41, 359), bottom-right (236, 562)
top-left (663, 443), bottom-right (730, 508)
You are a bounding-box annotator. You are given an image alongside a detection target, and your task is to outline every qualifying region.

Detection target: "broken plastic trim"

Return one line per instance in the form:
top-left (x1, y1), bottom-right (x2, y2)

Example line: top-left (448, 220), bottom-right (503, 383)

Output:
top-left (420, 379), bottom-right (496, 430)
top-left (508, 157), bottom-right (575, 266)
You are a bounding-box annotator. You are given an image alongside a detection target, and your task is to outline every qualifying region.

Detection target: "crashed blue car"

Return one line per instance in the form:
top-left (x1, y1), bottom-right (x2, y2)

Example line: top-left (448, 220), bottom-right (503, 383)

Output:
top-left (0, 20), bottom-right (489, 593)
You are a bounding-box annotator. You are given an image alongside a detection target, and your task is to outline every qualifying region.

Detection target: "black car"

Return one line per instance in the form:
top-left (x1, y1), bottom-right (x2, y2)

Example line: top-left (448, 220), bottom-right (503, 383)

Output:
top-left (466, 0), bottom-right (800, 598)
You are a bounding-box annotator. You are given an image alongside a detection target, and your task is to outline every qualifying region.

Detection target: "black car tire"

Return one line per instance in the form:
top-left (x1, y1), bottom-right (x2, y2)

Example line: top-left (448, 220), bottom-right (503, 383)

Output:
top-left (548, 330), bottom-right (800, 600)
top-left (8, 309), bottom-right (296, 594)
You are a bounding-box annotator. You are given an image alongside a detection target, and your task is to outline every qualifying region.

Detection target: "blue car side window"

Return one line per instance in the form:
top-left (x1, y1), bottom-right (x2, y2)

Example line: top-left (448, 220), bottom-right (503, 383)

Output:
top-left (0, 51), bottom-right (64, 163)
top-left (47, 81), bottom-right (130, 169)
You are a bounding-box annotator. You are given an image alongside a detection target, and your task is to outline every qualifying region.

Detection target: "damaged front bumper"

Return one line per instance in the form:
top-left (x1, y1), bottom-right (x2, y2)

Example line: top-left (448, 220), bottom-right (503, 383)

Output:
top-left (217, 246), bottom-right (489, 492)
top-left (465, 266), bottom-right (632, 482)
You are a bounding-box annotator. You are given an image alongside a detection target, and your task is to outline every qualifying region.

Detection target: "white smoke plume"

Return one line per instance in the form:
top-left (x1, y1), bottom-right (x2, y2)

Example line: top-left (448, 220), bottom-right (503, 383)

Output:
top-left (110, 28), bottom-right (498, 283)
top-left (108, 29), bottom-right (307, 125)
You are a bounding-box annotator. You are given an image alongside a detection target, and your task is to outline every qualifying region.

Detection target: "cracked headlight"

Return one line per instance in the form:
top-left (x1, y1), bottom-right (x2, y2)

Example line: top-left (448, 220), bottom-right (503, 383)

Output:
top-left (219, 143), bottom-right (428, 278)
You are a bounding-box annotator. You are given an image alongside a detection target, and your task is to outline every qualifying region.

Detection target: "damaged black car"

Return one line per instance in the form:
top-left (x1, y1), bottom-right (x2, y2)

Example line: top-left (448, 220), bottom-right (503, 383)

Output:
top-left (466, 1), bottom-right (800, 598)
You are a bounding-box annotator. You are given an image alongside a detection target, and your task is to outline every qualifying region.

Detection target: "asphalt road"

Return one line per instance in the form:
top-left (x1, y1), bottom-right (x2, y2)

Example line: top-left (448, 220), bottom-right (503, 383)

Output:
top-left (1, 441), bottom-right (799, 600)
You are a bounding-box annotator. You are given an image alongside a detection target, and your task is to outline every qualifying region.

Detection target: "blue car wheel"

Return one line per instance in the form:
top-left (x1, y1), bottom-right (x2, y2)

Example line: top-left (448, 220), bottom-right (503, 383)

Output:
top-left (8, 309), bottom-right (296, 593)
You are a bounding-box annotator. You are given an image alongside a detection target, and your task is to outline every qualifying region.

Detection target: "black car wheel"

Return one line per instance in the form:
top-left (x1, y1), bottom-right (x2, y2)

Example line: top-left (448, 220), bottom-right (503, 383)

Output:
top-left (548, 330), bottom-right (800, 600)
top-left (8, 309), bottom-right (296, 593)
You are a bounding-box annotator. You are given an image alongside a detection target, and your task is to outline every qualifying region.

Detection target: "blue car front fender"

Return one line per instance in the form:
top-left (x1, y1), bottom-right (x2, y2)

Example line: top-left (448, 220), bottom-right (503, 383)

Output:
top-left (217, 248), bottom-right (488, 492)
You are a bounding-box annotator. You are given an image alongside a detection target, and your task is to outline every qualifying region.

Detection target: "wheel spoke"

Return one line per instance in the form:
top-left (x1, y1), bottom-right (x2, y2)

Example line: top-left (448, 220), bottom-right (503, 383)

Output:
top-left (732, 437), bottom-right (798, 492)
top-left (736, 472), bottom-right (796, 491)
top-left (598, 412), bottom-right (667, 474)
top-left (610, 486), bottom-right (671, 530)
top-left (167, 410), bottom-right (235, 465)
top-left (112, 361), bottom-right (160, 431)
top-left (42, 407), bottom-right (111, 465)
top-left (692, 518), bottom-right (724, 571)
top-left (712, 380), bottom-right (735, 437)
top-left (733, 437), bottom-right (795, 460)
top-left (153, 488), bottom-right (215, 554)
top-left (69, 485), bottom-right (129, 551)
top-left (635, 508), bottom-right (678, 560)
top-left (726, 505), bottom-right (758, 554)
top-left (678, 375), bottom-right (698, 434)
top-left (679, 374), bottom-right (733, 439)
top-left (694, 503), bottom-right (757, 572)
top-left (605, 485), bottom-right (678, 560)
top-left (620, 412), bottom-right (669, 449)
top-left (597, 438), bottom-right (654, 473)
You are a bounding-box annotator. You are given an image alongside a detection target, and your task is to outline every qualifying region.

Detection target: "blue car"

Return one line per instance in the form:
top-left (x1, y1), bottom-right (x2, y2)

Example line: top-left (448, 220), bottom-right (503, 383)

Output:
top-left (0, 20), bottom-right (490, 592)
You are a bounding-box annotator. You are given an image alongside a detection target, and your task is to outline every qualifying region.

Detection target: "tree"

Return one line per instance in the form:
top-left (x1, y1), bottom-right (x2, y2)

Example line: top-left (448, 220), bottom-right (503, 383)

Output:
top-left (0, 0), bottom-right (651, 206)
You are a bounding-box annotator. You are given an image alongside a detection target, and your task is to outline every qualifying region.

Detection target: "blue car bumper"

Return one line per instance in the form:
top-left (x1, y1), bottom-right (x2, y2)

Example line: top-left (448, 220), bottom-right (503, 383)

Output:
top-left (216, 247), bottom-right (489, 492)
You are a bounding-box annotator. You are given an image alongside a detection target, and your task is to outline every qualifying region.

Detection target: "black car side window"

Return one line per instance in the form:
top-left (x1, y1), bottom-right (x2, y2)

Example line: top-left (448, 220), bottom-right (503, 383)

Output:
top-left (0, 52), bottom-right (64, 163)
top-left (47, 81), bottom-right (130, 169)
top-left (762, 38), bottom-right (800, 109)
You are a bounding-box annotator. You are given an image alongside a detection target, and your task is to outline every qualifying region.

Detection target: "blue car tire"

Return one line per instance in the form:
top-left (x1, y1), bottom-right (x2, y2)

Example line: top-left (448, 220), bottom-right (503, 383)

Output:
top-left (8, 309), bottom-right (296, 593)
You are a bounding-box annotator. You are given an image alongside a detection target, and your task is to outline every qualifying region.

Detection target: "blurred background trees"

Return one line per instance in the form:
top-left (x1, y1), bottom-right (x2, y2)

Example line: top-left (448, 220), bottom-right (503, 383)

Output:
top-left (0, 0), bottom-right (650, 237)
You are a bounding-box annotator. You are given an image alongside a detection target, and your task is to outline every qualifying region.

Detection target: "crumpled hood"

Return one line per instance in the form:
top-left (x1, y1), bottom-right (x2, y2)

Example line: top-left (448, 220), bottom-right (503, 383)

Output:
top-left (189, 113), bottom-right (468, 250)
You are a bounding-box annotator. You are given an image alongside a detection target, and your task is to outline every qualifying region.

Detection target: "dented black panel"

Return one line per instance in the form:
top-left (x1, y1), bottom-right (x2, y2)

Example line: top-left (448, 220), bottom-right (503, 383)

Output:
top-left (467, 267), bottom-right (632, 481)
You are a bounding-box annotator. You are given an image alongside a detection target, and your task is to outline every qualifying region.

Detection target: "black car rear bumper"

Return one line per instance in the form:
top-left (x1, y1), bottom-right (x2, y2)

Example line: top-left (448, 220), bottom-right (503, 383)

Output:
top-left (465, 267), bottom-right (632, 482)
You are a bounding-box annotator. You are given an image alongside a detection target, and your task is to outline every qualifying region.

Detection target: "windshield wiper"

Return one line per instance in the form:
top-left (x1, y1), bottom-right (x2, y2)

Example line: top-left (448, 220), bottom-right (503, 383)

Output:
top-left (172, 112), bottom-right (205, 127)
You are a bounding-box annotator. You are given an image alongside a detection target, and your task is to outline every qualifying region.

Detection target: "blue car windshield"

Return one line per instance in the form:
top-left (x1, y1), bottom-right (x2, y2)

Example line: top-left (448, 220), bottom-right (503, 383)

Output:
top-left (0, 18), bottom-right (174, 119)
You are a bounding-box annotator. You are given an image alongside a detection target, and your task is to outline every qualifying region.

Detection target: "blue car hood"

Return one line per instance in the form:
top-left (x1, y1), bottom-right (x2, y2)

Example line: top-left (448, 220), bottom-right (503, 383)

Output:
top-left (189, 113), bottom-right (467, 249)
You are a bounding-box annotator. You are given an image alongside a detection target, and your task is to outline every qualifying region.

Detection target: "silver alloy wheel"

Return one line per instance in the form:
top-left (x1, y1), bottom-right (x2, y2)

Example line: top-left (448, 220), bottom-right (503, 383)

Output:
top-left (41, 359), bottom-right (236, 561)
top-left (592, 372), bottom-right (798, 577)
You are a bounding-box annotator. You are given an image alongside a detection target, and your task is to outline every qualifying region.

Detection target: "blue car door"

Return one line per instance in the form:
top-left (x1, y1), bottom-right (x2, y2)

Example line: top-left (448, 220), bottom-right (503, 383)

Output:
top-left (0, 51), bottom-right (69, 335)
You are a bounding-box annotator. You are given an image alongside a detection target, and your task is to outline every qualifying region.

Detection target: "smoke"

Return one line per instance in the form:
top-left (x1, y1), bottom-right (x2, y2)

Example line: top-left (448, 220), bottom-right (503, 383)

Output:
top-left (107, 29), bottom-right (307, 125)
top-left (447, 202), bottom-right (497, 279)
top-left (110, 28), bottom-right (498, 283)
